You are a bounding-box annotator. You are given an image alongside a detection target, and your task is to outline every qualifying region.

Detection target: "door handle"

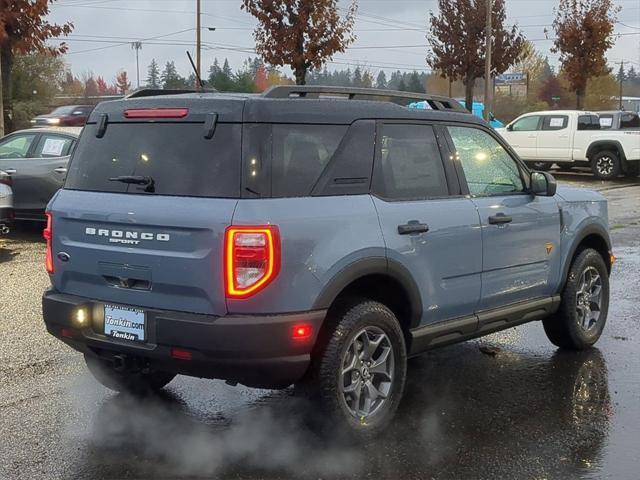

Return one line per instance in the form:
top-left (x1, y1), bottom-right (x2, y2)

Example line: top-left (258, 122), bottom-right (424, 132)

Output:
top-left (54, 167), bottom-right (68, 174)
top-left (488, 213), bottom-right (513, 225)
top-left (3, 168), bottom-right (16, 175)
top-left (398, 221), bottom-right (429, 235)
top-left (527, 134), bottom-right (537, 138)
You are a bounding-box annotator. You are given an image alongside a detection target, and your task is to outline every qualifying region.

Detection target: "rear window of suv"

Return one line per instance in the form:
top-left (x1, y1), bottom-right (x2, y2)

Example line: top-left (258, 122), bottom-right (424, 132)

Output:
top-left (65, 123), bottom-right (241, 198)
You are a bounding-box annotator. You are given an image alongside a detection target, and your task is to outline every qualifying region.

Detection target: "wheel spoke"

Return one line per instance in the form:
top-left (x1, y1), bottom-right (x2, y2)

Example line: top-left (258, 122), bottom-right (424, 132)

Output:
top-left (341, 352), bottom-right (359, 376)
top-left (369, 347), bottom-right (392, 380)
top-left (342, 377), bottom-right (361, 394)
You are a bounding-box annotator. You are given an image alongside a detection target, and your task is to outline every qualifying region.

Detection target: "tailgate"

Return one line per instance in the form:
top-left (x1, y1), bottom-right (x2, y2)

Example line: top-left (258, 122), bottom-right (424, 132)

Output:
top-left (49, 190), bottom-right (236, 316)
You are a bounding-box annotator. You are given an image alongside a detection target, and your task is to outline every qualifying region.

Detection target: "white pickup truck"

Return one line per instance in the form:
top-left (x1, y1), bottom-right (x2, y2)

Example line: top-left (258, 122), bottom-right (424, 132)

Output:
top-left (497, 110), bottom-right (640, 180)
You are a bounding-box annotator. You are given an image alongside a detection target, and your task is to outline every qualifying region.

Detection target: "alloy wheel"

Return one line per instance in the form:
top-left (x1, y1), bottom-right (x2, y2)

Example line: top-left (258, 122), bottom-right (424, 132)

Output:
top-left (340, 326), bottom-right (395, 419)
top-left (596, 157), bottom-right (614, 176)
top-left (576, 266), bottom-right (603, 333)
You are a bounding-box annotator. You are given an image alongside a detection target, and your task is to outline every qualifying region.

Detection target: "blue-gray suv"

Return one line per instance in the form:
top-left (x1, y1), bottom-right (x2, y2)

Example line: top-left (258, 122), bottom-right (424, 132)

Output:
top-left (42, 86), bottom-right (613, 436)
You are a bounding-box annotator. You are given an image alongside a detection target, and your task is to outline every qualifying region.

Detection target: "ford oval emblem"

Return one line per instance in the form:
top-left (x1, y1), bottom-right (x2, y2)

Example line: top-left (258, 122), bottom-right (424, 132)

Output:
top-left (57, 252), bottom-right (71, 262)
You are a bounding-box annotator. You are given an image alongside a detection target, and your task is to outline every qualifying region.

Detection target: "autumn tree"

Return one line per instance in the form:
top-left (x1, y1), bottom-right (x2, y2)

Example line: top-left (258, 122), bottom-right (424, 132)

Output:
top-left (115, 70), bottom-right (131, 94)
top-left (552, 0), bottom-right (619, 109)
top-left (0, 0), bottom-right (72, 133)
top-left (96, 76), bottom-right (108, 95)
top-left (427, 0), bottom-right (524, 110)
top-left (241, 0), bottom-right (357, 85)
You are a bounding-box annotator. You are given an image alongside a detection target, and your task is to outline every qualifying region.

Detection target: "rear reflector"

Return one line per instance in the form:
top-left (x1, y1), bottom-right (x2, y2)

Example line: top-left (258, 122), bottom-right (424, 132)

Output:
top-left (43, 212), bottom-right (54, 274)
top-left (61, 328), bottom-right (74, 339)
top-left (123, 108), bottom-right (189, 119)
top-left (292, 324), bottom-right (313, 340)
top-left (225, 225), bottom-right (280, 299)
top-left (170, 348), bottom-right (193, 361)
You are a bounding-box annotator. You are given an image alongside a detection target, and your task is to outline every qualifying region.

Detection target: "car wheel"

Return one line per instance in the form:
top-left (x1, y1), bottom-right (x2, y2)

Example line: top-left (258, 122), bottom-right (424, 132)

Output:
top-left (527, 161), bottom-right (553, 171)
top-left (543, 249), bottom-right (609, 350)
top-left (300, 300), bottom-right (407, 438)
top-left (590, 151), bottom-right (620, 180)
top-left (84, 354), bottom-right (176, 393)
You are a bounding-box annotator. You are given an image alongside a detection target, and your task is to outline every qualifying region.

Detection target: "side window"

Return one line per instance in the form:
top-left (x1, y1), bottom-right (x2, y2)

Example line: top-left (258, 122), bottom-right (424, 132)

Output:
top-left (620, 113), bottom-right (639, 129)
top-left (542, 115), bottom-right (568, 130)
top-left (0, 133), bottom-right (36, 159)
top-left (448, 126), bottom-right (524, 196)
top-left (271, 125), bottom-right (347, 197)
top-left (578, 115), bottom-right (600, 131)
top-left (373, 124), bottom-right (448, 200)
top-left (33, 135), bottom-right (75, 158)
top-left (511, 115), bottom-right (540, 132)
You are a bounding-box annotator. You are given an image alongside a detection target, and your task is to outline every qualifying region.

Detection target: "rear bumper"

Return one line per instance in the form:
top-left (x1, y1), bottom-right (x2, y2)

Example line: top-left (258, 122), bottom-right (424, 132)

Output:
top-left (42, 289), bottom-right (326, 388)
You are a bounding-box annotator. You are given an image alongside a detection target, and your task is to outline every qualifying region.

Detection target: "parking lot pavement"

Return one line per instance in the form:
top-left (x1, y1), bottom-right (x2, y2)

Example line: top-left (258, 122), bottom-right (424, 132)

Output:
top-left (1, 178), bottom-right (639, 480)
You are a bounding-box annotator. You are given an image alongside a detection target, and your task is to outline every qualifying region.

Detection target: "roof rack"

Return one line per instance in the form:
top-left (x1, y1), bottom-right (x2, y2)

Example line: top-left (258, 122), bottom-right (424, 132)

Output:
top-left (126, 88), bottom-right (217, 99)
top-left (262, 85), bottom-right (468, 113)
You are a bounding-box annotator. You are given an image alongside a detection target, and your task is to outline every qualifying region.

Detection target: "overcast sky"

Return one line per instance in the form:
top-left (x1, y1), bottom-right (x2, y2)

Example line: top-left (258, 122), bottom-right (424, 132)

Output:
top-left (46, 0), bottom-right (640, 86)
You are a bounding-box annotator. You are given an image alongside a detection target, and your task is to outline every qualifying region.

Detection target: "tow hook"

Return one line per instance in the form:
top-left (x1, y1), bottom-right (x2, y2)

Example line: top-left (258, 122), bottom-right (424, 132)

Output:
top-left (0, 224), bottom-right (9, 235)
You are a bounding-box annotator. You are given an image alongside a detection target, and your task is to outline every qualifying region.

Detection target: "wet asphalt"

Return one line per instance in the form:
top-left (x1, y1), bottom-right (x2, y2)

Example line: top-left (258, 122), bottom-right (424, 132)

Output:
top-left (1, 172), bottom-right (639, 480)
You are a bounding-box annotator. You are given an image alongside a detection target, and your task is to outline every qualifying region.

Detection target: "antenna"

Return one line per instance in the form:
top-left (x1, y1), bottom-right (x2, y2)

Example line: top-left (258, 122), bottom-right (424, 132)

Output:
top-left (186, 50), bottom-right (205, 90)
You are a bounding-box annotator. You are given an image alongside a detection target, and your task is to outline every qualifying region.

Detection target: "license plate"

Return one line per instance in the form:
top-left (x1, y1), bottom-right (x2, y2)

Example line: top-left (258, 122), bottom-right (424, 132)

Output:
top-left (104, 304), bottom-right (146, 342)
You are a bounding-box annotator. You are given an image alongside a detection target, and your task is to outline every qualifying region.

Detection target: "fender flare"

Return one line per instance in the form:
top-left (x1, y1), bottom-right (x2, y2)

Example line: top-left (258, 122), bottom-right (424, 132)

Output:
top-left (313, 256), bottom-right (423, 329)
top-left (586, 140), bottom-right (627, 162)
top-left (559, 223), bottom-right (612, 291)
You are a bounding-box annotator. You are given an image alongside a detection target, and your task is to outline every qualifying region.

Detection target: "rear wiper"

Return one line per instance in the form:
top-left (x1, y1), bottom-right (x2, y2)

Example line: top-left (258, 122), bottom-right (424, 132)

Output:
top-left (109, 175), bottom-right (155, 193)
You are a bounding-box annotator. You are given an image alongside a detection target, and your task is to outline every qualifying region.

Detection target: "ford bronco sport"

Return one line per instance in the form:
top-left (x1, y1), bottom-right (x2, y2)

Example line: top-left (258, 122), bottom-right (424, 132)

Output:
top-left (42, 86), bottom-right (612, 435)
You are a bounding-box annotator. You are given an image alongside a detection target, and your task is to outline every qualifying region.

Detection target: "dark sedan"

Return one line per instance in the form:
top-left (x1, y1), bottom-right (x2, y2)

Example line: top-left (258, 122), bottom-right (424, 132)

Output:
top-left (31, 105), bottom-right (94, 127)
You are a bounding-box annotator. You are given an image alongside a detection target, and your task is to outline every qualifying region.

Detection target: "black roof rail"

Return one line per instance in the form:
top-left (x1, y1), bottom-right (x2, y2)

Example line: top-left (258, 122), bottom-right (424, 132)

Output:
top-left (262, 85), bottom-right (468, 113)
top-left (125, 88), bottom-right (217, 99)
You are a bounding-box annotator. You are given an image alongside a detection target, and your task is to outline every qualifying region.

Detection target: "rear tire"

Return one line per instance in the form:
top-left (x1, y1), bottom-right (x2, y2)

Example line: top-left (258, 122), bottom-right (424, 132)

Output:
top-left (543, 249), bottom-right (609, 350)
top-left (590, 151), bottom-right (620, 180)
top-left (527, 161), bottom-right (553, 171)
top-left (299, 300), bottom-right (407, 438)
top-left (84, 354), bottom-right (176, 393)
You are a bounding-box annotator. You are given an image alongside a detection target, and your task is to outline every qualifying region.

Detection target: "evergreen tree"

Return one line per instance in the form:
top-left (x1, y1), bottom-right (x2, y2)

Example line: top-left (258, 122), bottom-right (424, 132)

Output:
top-left (376, 70), bottom-right (387, 89)
top-left (146, 58), bottom-right (160, 88)
top-left (406, 71), bottom-right (426, 93)
top-left (397, 78), bottom-right (407, 91)
top-left (161, 61), bottom-right (187, 89)
top-left (352, 67), bottom-right (363, 87)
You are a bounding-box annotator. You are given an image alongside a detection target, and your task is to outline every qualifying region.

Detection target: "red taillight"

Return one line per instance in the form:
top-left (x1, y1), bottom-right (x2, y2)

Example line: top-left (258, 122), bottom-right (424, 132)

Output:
top-left (123, 108), bottom-right (189, 119)
top-left (43, 212), bottom-right (54, 274)
top-left (225, 225), bottom-right (280, 299)
top-left (170, 348), bottom-right (193, 361)
top-left (292, 324), bottom-right (313, 340)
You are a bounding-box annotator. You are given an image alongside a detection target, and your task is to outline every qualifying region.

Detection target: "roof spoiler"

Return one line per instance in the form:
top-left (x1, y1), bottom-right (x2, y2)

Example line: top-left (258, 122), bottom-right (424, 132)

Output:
top-left (262, 85), bottom-right (468, 113)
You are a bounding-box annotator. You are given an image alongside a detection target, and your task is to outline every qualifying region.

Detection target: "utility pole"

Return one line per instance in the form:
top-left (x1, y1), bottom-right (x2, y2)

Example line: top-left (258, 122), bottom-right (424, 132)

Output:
top-left (483, 0), bottom-right (492, 121)
top-left (196, 0), bottom-right (201, 82)
top-left (618, 60), bottom-right (625, 110)
top-left (131, 41), bottom-right (142, 89)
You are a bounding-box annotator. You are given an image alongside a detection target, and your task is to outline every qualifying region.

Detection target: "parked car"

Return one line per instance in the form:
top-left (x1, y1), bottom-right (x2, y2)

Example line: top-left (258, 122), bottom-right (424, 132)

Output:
top-left (31, 105), bottom-right (94, 127)
top-left (0, 170), bottom-right (12, 234)
top-left (0, 127), bottom-right (81, 221)
top-left (596, 110), bottom-right (640, 130)
top-left (42, 86), bottom-right (612, 437)
top-left (497, 110), bottom-right (640, 179)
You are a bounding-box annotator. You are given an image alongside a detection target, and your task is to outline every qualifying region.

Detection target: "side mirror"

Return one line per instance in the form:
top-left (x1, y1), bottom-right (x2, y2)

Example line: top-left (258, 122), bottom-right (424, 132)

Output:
top-left (531, 171), bottom-right (557, 197)
top-left (506, 124), bottom-right (513, 131)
